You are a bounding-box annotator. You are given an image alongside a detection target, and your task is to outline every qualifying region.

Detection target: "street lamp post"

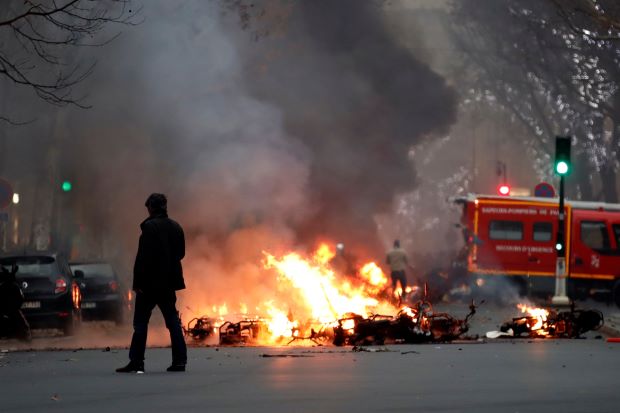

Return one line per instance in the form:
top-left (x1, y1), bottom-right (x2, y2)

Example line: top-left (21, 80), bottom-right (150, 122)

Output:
top-left (552, 174), bottom-right (569, 305)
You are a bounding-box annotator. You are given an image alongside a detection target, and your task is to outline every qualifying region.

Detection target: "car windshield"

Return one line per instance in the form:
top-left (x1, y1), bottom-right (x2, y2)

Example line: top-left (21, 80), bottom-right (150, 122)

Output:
top-left (70, 263), bottom-right (116, 279)
top-left (0, 256), bottom-right (58, 277)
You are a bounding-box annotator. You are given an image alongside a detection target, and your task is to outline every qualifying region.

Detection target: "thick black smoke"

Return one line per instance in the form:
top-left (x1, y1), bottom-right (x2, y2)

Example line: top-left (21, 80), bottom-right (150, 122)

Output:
top-left (2, 1), bottom-right (456, 280)
top-left (241, 0), bottom-right (457, 250)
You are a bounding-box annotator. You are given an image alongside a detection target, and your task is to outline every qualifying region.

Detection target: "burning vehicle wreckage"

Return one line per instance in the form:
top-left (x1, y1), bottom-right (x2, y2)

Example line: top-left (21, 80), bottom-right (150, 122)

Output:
top-left (184, 297), bottom-right (480, 347)
top-left (487, 303), bottom-right (604, 339)
top-left (180, 243), bottom-right (481, 347)
top-left (331, 298), bottom-right (479, 346)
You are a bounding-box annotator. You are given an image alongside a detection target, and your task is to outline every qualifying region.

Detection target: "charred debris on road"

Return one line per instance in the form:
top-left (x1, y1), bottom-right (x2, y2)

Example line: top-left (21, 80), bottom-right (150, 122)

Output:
top-left (487, 303), bottom-right (604, 339)
top-left (183, 292), bottom-right (482, 347)
top-left (183, 298), bottom-right (607, 347)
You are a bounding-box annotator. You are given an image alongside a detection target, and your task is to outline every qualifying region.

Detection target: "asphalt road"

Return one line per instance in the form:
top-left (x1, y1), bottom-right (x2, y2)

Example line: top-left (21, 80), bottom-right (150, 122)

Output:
top-left (1, 299), bottom-right (618, 413)
top-left (0, 339), bottom-right (618, 413)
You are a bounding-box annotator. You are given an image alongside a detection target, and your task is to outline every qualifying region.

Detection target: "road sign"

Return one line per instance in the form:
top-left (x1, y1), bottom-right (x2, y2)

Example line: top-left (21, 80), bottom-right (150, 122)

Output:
top-left (534, 182), bottom-right (555, 198)
top-left (0, 178), bottom-right (14, 209)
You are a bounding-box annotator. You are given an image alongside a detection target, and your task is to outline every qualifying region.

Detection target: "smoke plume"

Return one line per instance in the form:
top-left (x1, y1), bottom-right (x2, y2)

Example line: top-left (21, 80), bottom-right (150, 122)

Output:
top-left (2, 1), bottom-right (457, 318)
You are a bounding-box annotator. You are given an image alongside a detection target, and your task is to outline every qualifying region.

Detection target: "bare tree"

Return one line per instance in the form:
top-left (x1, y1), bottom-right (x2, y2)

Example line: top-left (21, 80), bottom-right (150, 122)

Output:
top-left (550, 0), bottom-right (620, 41)
top-left (447, 0), bottom-right (620, 202)
top-left (0, 0), bottom-right (139, 123)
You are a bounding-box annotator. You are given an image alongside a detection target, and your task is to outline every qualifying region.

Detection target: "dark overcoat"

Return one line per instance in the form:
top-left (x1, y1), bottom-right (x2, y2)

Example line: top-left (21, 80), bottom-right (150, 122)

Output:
top-left (133, 212), bottom-right (185, 292)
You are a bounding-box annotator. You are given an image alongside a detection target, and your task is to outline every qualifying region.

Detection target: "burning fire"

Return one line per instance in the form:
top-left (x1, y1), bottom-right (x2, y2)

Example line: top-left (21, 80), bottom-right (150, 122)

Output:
top-left (359, 262), bottom-right (388, 292)
top-left (261, 244), bottom-right (396, 340)
top-left (187, 243), bottom-right (403, 345)
top-left (517, 304), bottom-right (550, 333)
top-left (264, 247), bottom-right (388, 321)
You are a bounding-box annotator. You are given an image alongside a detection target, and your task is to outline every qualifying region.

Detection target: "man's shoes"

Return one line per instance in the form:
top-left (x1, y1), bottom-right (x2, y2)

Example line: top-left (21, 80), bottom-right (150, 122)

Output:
top-left (116, 362), bottom-right (144, 373)
top-left (166, 364), bottom-right (186, 372)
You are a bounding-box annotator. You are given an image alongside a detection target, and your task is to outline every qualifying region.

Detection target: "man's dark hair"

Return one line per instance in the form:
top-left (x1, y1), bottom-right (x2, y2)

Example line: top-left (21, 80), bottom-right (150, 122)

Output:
top-left (145, 193), bottom-right (167, 212)
top-left (393, 239), bottom-right (400, 248)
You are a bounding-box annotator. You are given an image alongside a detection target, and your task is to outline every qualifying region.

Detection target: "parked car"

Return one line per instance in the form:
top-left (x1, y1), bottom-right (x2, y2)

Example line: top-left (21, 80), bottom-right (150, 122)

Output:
top-left (69, 262), bottom-right (125, 325)
top-left (0, 253), bottom-right (82, 336)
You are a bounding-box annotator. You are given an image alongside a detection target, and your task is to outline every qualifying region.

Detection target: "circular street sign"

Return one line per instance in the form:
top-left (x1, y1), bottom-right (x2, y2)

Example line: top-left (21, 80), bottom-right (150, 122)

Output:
top-left (534, 182), bottom-right (555, 198)
top-left (0, 178), bottom-right (14, 209)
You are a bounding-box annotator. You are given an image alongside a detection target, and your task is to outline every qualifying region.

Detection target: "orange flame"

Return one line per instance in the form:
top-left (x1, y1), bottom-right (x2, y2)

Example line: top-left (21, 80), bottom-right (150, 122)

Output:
top-left (184, 243), bottom-right (407, 345)
top-left (264, 250), bottom-right (390, 323)
top-left (341, 318), bottom-right (356, 331)
top-left (359, 262), bottom-right (388, 292)
top-left (314, 243), bottom-right (336, 265)
top-left (263, 301), bottom-right (298, 340)
top-left (517, 304), bottom-right (549, 332)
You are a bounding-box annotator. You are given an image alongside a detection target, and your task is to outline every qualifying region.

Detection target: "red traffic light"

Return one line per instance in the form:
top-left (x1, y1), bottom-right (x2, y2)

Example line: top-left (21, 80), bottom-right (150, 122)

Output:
top-left (498, 185), bottom-right (510, 196)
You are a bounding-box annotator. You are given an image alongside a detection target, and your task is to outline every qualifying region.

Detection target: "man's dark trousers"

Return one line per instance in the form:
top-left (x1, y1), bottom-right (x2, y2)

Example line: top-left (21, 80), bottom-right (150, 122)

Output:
top-left (129, 290), bottom-right (187, 365)
top-left (391, 270), bottom-right (407, 292)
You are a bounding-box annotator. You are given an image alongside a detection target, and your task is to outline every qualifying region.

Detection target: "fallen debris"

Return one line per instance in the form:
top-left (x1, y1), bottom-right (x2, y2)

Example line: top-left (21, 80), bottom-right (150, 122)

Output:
top-left (184, 316), bottom-right (216, 342)
top-left (285, 326), bottom-right (332, 346)
top-left (219, 319), bottom-right (267, 345)
top-left (486, 330), bottom-right (514, 339)
top-left (333, 299), bottom-right (480, 346)
top-left (492, 304), bottom-right (604, 338)
top-left (214, 287), bottom-right (480, 347)
top-left (351, 346), bottom-right (392, 352)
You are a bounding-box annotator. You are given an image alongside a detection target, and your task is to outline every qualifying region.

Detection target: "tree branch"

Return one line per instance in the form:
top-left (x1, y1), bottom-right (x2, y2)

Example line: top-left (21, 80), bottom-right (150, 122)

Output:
top-left (0, 0), bottom-right (140, 122)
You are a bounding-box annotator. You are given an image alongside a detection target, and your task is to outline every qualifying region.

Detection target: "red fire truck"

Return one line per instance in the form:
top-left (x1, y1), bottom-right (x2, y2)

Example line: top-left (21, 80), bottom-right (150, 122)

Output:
top-left (455, 194), bottom-right (620, 306)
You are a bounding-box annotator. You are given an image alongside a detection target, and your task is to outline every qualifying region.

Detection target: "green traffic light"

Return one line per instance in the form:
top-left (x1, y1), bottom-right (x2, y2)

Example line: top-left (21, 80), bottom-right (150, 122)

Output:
top-left (555, 136), bottom-right (571, 176)
top-left (61, 181), bottom-right (73, 192)
top-left (555, 161), bottom-right (569, 175)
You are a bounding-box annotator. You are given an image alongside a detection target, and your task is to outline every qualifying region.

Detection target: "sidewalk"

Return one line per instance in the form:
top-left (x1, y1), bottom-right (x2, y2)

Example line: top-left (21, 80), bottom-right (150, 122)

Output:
top-left (602, 311), bottom-right (620, 337)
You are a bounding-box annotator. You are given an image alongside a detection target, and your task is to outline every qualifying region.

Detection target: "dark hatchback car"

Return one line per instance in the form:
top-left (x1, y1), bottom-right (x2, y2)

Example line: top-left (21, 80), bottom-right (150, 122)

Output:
top-left (0, 253), bottom-right (82, 336)
top-left (69, 262), bottom-right (124, 325)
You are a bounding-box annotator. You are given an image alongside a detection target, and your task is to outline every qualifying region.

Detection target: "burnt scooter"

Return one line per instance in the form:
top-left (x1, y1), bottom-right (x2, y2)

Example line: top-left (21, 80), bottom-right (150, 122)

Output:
top-left (0, 264), bottom-right (31, 341)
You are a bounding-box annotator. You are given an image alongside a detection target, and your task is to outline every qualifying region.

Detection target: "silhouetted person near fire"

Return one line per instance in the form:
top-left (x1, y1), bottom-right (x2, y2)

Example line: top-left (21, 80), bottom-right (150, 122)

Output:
top-left (117, 193), bottom-right (187, 373)
top-left (386, 239), bottom-right (408, 300)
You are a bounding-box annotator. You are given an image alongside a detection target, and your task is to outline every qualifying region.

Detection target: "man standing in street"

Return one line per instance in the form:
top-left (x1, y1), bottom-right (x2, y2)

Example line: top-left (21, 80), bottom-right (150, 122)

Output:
top-left (117, 193), bottom-right (187, 373)
top-left (386, 239), bottom-right (409, 301)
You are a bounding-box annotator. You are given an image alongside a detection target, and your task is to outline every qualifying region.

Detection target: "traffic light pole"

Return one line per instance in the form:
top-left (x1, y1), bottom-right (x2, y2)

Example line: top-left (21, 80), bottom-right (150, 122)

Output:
top-left (552, 175), bottom-right (570, 305)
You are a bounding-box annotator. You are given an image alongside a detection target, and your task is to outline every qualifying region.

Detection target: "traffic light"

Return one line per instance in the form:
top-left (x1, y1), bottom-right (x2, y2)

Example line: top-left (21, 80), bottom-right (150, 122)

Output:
top-left (555, 136), bottom-right (571, 176)
top-left (555, 231), bottom-right (565, 254)
top-left (61, 181), bottom-right (73, 192)
top-left (498, 184), bottom-right (510, 196)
